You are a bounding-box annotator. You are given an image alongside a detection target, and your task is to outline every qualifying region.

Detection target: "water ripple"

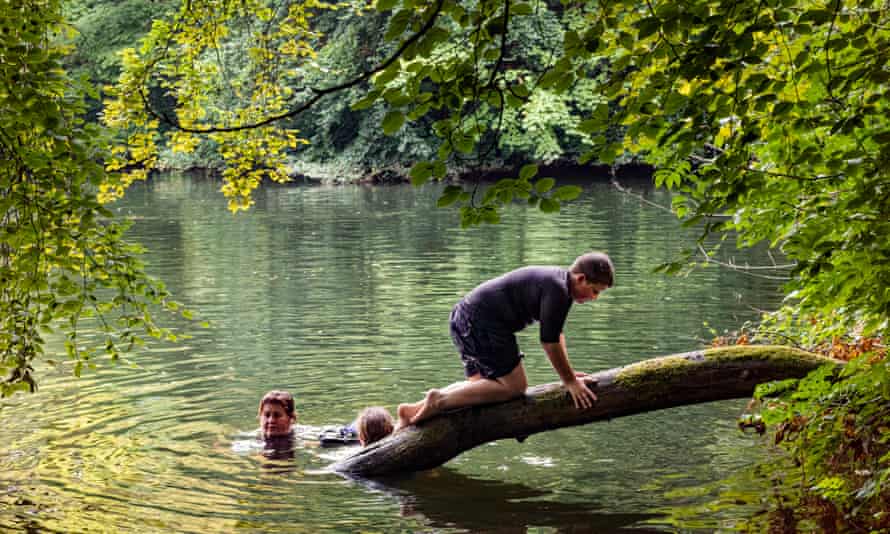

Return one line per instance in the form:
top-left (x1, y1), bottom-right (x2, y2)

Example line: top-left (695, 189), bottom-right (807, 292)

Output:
top-left (0, 177), bottom-right (784, 532)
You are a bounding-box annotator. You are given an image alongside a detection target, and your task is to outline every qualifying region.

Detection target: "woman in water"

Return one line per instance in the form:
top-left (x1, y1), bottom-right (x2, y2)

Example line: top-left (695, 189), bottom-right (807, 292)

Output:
top-left (258, 390), bottom-right (296, 439)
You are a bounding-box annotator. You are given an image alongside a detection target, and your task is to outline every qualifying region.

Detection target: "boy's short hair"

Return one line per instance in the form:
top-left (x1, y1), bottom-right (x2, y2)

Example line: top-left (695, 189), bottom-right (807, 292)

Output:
top-left (570, 252), bottom-right (615, 287)
top-left (258, 390), bottom-right (296, 419)
top-left (357, 406), bottom-right (395, 446)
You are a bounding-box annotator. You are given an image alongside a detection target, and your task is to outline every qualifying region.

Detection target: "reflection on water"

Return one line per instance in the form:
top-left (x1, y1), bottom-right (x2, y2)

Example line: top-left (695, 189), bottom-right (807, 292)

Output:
top-left (1, 175), bottom-right (785, 532)
top-left (354, 468), bottom-right (666, 533)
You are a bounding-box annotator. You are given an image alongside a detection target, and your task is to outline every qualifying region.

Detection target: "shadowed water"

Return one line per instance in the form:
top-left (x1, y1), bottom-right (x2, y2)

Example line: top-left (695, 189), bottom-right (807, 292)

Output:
top-left (0, 174), bottom-right (786, 532)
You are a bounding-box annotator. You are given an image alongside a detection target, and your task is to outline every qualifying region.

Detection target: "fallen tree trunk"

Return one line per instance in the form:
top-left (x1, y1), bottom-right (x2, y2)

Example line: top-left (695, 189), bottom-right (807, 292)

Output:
top-left (333, 345), bottom-right (840, 477)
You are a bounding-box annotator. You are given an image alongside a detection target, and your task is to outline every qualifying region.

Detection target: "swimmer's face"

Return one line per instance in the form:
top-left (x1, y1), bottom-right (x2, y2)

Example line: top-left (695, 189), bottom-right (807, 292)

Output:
top-left (260, 402), bottom-right (294, 438)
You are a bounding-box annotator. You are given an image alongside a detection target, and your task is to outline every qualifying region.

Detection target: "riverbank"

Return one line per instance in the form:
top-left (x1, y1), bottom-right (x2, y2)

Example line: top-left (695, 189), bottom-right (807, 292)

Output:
top-left (157, 158), bottom-right (654, 186)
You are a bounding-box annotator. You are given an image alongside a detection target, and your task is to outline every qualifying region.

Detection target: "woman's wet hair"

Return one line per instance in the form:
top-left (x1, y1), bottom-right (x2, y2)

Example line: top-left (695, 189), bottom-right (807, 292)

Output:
top-left (258, 390), bottom-right (296, 419)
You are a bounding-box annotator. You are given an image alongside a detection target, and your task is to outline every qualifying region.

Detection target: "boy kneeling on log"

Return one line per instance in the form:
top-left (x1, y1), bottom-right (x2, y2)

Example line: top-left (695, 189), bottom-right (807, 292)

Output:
top-left (398, 251), bottom-right (614, 428)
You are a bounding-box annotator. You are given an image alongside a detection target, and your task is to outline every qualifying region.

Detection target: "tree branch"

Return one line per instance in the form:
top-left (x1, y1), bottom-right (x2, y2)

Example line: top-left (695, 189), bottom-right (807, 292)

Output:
top-left (150, 0), bottom-right (447, 134)
top-left (333, 345), bottom-right (839, 477)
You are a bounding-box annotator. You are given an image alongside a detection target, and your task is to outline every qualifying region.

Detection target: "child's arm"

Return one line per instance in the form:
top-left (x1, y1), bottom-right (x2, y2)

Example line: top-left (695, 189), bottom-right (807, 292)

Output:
top-left (541, 334), bottom-right (598, 409)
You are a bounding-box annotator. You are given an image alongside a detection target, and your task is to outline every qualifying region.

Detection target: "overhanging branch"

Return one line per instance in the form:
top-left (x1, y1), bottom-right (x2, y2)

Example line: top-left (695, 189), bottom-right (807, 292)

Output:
top-left (147, 0), bottom-right (446, 134)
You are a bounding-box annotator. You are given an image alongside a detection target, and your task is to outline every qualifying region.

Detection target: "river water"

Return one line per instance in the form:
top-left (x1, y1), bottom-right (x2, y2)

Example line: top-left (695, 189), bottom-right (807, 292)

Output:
top-left (1, 174), bottom-right (788, 532)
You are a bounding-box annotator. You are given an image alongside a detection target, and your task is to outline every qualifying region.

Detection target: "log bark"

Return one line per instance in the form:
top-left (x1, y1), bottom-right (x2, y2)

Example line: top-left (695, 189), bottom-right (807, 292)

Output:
top-left (333, 345), bottom-right (840, 477)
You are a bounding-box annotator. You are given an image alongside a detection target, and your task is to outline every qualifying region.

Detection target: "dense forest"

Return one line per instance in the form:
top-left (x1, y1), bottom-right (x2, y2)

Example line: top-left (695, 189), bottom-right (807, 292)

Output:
top-left (3, 0), bottom-right (889, 530)
top-left (64, 0), bottom-right (612, 181)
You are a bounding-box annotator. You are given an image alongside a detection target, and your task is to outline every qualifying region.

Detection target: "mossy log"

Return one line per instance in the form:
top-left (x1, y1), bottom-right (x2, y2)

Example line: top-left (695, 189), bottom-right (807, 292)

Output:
top-left (333, 345), bottom-right (840, 477)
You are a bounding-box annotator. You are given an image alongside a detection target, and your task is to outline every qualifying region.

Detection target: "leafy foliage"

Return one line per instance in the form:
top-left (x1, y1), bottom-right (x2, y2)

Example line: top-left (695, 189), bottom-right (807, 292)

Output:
top-left (1, 0), bottom-right (187, 396)
top-left (590, 1), bottom-right (890, 519)
top-left (9, 0), bottom-right (890, 527)
top-left (63, 0), bottom-right (178, 83)
top-left (105, 0), bottom-right (610, 219)
top-left (103, 0), bottom-right (886, 526)
top-left (102, 0), bottom-right (339, 211)
top-left (754, 343), bottom-right (889, 530)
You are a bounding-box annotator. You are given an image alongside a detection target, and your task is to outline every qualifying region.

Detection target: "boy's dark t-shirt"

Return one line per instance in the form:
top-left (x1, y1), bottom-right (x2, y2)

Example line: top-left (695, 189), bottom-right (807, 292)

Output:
top-left (457, 266), bottom-right (573, 343)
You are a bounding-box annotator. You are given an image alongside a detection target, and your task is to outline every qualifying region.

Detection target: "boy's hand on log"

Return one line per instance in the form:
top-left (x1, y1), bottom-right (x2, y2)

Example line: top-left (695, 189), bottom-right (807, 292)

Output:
top-left (564, 378), bottom-right (597, 409)
top-left (575, 371), bottom-right (599, 386)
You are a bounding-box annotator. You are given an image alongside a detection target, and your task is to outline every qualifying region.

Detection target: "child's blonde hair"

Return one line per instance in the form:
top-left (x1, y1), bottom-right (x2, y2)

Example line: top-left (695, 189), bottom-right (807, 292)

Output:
top-left (356, 406), bottom-right (394, 446)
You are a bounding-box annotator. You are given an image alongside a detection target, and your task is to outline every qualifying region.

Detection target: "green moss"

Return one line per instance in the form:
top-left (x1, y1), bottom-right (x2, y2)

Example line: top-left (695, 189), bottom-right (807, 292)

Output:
top-left (702, 345), bottom-right (828, 366)
top-left (615, 345), bottom-right (834, 392)
top-left (615, 351), bottom-right (705, 391)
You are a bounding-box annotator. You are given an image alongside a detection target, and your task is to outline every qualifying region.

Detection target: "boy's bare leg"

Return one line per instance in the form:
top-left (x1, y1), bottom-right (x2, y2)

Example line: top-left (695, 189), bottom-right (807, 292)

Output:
top-left (396, 379), bottom-right (472, 430)
top-left (410, 362), bottom-right (528, 424)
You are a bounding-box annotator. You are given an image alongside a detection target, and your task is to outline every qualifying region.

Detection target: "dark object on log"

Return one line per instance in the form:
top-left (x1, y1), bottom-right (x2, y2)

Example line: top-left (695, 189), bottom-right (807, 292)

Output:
top-left (333, 345), bottom-right (839, 477)
top-left (318, 425), bottom-right (360, 447)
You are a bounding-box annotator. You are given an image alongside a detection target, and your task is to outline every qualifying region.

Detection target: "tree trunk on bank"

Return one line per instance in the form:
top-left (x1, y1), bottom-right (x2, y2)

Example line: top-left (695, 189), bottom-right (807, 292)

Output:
top-left (333, 345), bottom-right (839, 477)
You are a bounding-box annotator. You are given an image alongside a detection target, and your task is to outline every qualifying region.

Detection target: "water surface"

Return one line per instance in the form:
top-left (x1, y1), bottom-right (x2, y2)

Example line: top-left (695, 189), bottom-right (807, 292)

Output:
top-left (1, 175), bottom-right (786, 532)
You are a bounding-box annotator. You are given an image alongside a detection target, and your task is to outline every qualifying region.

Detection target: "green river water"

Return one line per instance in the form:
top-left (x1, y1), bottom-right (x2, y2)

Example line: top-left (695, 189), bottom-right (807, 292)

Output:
top-left (1, 174), bottom-right (790, 532)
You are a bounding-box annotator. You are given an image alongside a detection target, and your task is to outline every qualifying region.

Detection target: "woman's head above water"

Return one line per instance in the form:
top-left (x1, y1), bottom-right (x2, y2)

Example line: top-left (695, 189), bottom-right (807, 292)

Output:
top-left (257, 390), bottom-right (296, 439)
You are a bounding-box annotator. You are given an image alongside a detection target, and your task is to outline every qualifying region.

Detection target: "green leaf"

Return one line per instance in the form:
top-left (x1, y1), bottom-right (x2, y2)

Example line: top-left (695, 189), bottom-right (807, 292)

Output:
top-left (599, 143), bottom-right (622, 164)
top-left (512, 2), bottom-right (533, 16)
top-left (409, 161), bottom-right (434, 185)
top-left (383, 89), bottom-right (413, 106)
top-left (432, 160), bottom-right (447, 179)
top-left (437, 187), bottom-right (462, 207)
top-left (535, 177), bottom-right (555, 194)
top-left (637, 17), bottom-right (661, 39)
top-left (519, 163), bottom-right (538, 181)
top-left (538, 69), bottom-right (566, 90)
top-left (539, 198), bottom-right (560, 213)
top-left (385, 9), bottom-right (412, 41)
top-left (480, 208), bottom-right (500, 224)
top-left (552, 185), bottom-right (583, 201)
top-left (374, 65), bottom-right (400, 87)
top-left (454, 135), bottom-right (475, 154)
top-left (511, 84), bottom-right (530, 98)
top-left (376, 0), bottom-right (398, 11)
top-left (381, 111), bottom-right (405, 135)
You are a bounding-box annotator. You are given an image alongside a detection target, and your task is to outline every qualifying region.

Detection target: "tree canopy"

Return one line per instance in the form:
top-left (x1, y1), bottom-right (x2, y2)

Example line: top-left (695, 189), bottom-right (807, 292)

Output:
top-left (1, 0), bottom-right (187, 397)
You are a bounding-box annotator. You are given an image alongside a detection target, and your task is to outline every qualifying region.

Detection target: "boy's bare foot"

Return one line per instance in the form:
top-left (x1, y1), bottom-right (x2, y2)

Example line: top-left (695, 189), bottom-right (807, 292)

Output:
top-left (395, 403), bottom-right (417, 431)
top-left (409, 389), bottom-right (443, 424)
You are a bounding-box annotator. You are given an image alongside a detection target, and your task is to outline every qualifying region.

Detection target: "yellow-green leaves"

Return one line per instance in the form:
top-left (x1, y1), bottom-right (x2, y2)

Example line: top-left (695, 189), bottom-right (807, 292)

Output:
top-left (103, 0), bottom-right (330, 211)
top-left (1, 0), bottom-right (193, 396)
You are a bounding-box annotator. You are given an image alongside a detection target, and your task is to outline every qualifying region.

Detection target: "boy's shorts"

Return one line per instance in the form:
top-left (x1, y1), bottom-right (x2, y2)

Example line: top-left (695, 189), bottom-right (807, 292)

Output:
top-left (449, 304), bottom-right (523, 379)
